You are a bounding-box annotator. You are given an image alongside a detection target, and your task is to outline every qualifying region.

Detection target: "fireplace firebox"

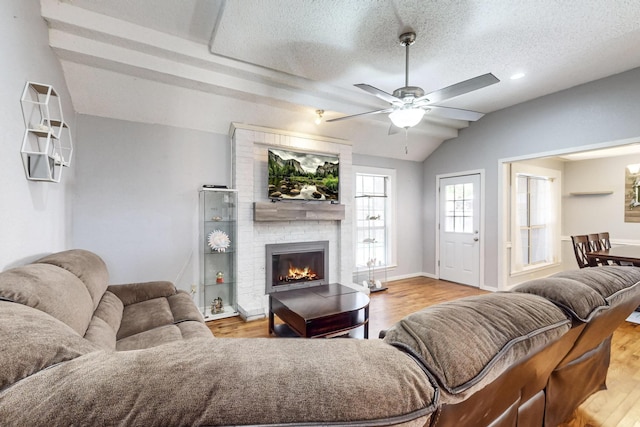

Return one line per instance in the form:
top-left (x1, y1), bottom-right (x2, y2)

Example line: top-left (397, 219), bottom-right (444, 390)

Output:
top-left (266, 241), bottom-right (329, 293)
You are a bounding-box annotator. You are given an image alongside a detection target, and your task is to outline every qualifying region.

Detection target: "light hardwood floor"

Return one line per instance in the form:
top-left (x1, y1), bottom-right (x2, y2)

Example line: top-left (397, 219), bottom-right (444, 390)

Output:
top-left (207, 277), bottom-right (640, 426)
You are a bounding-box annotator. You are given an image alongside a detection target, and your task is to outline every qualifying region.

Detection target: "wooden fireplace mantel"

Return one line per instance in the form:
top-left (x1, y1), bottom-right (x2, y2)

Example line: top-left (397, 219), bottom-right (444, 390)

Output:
top-left (254, 201), bottom-right (345, 221)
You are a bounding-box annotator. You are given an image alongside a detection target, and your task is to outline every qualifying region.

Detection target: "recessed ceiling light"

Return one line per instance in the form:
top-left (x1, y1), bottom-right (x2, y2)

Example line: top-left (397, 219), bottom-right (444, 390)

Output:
top-left (510, 73), bottom-right (525, 80)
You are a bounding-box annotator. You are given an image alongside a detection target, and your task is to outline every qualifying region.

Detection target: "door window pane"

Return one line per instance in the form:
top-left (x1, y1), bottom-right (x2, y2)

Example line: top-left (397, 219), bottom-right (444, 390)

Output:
top-left (444, 182), bottom-right (474, 233)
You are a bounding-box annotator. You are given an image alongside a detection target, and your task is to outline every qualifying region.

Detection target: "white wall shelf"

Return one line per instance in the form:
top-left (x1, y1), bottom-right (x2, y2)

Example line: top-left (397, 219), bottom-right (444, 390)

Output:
top-left (568, 191), bottom-right (614, 196)
top-left (19, 82), bottom-right (73, 182)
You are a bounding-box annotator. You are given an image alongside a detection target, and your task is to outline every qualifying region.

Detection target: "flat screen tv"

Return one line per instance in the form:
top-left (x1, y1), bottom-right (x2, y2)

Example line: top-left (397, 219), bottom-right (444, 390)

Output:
top-left (267, 148), bottom-right (339, 201)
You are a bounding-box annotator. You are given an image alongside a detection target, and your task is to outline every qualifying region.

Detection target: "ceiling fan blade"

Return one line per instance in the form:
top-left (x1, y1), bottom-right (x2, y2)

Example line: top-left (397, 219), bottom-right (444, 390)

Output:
top-left (326, 108), bottom-right (395, 123)
top-left (416, 73), bottom-right (499, 104)
top-left (355, 84), bottom-right (403, 105)
top-left (426, 105), bottom-right (485, 121)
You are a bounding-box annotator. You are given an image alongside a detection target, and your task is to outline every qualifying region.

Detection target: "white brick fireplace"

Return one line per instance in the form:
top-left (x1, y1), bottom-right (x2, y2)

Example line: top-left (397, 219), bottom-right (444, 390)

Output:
top-left (230, 124), bottom-right (354, 319)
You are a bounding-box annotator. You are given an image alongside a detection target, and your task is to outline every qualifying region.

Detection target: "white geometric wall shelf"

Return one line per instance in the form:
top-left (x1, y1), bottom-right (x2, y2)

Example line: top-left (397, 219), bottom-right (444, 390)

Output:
top-left (20, 127), bottom-right (63, 182)
top-left (20, 82), bottom-right (73, 182)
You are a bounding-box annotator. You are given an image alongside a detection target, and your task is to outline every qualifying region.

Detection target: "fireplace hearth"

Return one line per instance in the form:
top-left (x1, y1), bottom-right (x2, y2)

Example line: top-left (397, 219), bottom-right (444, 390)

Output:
top-left (266, 241), bottom-right (329, 293)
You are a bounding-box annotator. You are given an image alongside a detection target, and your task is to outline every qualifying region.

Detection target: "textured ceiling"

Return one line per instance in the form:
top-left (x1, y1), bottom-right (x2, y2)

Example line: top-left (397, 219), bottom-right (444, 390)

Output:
top-left (49, 0), bottom-right (640, 161)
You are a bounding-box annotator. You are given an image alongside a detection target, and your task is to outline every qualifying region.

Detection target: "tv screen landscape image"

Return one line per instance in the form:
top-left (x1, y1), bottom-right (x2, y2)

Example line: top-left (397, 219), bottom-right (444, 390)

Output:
top-left (267, 148), bottom-right (339, 201)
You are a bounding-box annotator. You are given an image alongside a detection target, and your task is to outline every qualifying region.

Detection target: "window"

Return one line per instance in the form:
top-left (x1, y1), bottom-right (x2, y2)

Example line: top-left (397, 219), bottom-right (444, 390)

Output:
top-left (510, 164), bottom-right (561, 274)
top-left (516, 175), bottom-right (550, 266)
top-left (353, 166), bottom-right (396, 269)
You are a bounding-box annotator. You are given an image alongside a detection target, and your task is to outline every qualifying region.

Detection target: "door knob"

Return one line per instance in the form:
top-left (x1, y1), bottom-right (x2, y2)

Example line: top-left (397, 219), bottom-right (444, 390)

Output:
top-left (473, 237), bottom-right (479, 242)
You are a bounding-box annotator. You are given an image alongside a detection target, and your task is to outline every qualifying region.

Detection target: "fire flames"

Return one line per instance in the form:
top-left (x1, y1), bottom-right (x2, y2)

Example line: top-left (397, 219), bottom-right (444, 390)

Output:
top-left (279, 264), bottom-right (318, 282)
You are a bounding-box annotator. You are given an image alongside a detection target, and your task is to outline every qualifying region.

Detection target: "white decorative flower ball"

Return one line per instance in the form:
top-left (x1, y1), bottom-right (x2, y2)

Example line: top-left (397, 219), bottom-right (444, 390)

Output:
top-left (208, 230), bottom-right (230, 252)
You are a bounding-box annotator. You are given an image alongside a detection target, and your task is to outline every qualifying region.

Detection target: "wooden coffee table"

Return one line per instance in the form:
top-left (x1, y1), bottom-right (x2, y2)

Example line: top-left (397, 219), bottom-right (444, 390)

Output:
top-left (268, 283), bottom-right (370, 338)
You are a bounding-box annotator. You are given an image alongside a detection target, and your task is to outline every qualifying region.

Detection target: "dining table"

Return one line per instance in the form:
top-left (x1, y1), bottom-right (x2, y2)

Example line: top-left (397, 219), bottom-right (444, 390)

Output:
top-left (586, 245), bottom-right (640, 267)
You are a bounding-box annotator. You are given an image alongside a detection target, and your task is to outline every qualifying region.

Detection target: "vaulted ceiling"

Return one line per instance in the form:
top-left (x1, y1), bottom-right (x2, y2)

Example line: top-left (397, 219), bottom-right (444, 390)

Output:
top-left (42, 0), bottom-right (640, 161)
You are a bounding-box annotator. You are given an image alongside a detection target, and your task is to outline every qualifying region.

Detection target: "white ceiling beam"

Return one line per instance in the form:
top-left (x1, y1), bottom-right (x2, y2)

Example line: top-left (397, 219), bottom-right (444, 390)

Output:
top-left (41, 0), bottom-right (462, 157)
top-left (48, 28), bottom-right (460, 142)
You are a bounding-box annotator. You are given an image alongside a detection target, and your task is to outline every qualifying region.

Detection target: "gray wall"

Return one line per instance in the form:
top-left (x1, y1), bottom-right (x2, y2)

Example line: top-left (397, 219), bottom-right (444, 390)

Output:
top-left (560, 154), bottom-right (640, 270)
top-left (73, 115), bottom-right (229, 288)
top-left (73, 121), bottom-right (422, 288)
top-left (353, 154), bottom-right (424, 279)
top-left (423, 67), bottom-right (640, 288)
top-left (563, 154), bottom-right (640, 241)
top-left (0, 0), bottom-right (76, 269)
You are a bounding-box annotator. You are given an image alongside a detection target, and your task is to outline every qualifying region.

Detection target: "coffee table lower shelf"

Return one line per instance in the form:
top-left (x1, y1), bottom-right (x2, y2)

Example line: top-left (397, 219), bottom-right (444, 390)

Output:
top-left (271, 322), bottom-right (368, 339)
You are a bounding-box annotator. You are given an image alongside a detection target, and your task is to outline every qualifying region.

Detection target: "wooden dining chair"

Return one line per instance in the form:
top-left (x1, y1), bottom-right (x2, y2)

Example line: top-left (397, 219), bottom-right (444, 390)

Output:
top-left (587, 234), bottom-right (601, 252)
top-left (571, 235), bottom-right (591, 268)
top-left (587, 233), bottom-right (610, 266)
top-left (598, 232), bottom-right (612, 250)
top-left (598, 232), bottom-right (622, 265)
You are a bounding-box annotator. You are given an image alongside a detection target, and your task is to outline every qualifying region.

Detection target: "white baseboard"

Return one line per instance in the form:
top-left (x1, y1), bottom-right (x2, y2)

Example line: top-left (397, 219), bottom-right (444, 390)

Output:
top-left (386, 271), bottom-right (437, 282)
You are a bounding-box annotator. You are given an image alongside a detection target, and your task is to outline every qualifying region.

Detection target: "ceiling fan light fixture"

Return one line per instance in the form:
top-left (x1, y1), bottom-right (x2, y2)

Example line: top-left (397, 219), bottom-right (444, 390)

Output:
top-left (314, 109), bottom-right (324, 125)
top-left (389, 108), bottom-right (425, 128)
top-left (628, 163), bottom-right (640, 175)
top-left (326, 31), bottom-right (499, 132)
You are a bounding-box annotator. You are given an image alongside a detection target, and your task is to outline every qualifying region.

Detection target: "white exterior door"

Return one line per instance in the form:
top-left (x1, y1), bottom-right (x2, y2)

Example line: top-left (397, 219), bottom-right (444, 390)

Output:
top-left (439, 174), bottom-right (481, 287)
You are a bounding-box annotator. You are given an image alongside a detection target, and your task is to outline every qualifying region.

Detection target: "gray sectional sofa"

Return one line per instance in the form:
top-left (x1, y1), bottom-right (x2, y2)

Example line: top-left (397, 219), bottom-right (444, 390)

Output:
top-left (1, 249), bottom-right (639, 426)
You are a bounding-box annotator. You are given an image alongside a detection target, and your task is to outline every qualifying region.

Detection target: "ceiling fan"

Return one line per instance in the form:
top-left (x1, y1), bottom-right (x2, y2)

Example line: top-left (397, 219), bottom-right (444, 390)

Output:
top-left (326, 32), bottom-right (500, 130)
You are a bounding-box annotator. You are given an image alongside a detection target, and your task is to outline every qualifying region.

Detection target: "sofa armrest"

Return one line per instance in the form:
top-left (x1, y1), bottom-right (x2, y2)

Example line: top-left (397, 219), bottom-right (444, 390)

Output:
top-left (107, 281), bottom-right (176, 306)
top-left (0, 338), bottom-right (437, 426)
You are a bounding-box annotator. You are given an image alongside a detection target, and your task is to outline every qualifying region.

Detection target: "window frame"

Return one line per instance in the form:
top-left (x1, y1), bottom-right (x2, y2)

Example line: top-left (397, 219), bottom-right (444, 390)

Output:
top-left (510, 163), bottom-right (561, 276)
top-left (517, 175), bottom-right (550, 266)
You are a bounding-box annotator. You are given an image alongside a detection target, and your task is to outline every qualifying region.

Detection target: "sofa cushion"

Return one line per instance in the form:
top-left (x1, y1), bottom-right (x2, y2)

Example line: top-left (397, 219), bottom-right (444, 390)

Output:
top-left (0, 338), bottom-right (436, 426)
top-left (83, 291), bottom-right (124, 350)
top-left (84, 317), bottom-right (118, 351)
top-left (107, 281), bottom-right (177, 307)
top-left (176, 320), bottom-right (214, 339)
top-left (383, 293), bottom-right (571, 399)
top-left (117, 297), bottom-right (175, 340)
top-left (36, 249), bottom-right (109, 311)
top-left (116, 322), bottom-right (212, 351)
top-left (513, 277), bottom-right (607, 322)
top-left (112, 285), bottom-right (205, 348)
top-left (168, 291), bottom-right (205, 323)
top-left (116, 324), bottom-right (184, 351)
top-left (551, 266), bottom-right (640, 306)
top-left (0, 301), bottom-right (99, 391)
top-left (0, 263), bottom-right (94, 335)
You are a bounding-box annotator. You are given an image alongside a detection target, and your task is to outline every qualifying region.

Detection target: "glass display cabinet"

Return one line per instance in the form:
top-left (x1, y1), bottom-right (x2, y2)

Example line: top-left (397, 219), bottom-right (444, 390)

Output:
top-left (199, 188), bottom-right (238, 320)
